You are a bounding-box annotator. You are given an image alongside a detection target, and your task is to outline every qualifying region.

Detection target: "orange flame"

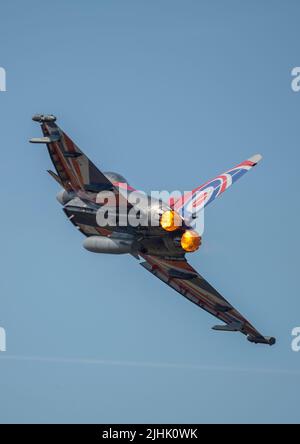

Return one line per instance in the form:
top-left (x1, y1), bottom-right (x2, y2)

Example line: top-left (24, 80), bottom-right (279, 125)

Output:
top-left (181, 230), bottom-right (201, 252)
top-left (160, 210), bottom-right (182, 232)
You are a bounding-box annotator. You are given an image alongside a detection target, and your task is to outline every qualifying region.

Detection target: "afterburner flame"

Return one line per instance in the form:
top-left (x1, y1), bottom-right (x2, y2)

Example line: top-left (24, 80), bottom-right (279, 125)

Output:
top-left (160, 210), bottom-right (182, 232)
top-left (181, 230), bottom-right (201, 252)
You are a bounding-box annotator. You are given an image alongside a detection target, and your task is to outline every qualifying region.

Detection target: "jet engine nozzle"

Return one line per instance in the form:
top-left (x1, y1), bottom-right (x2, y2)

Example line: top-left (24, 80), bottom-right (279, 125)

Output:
top-left (160, 210), bottom-right (182, 232)
top-left (180, 230), bottom-right (201, 252)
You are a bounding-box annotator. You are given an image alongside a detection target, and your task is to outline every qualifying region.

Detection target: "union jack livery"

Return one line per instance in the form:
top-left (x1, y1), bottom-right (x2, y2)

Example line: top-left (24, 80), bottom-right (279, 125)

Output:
top-left (30, 114), bottom-right (275, 346)
top-left (173, 155), bottom-right (262, 221)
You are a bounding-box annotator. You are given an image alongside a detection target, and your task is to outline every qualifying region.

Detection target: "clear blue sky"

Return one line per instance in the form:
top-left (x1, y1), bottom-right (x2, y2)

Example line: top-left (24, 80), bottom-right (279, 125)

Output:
top-left (0, 0), bottom-right (300, 424)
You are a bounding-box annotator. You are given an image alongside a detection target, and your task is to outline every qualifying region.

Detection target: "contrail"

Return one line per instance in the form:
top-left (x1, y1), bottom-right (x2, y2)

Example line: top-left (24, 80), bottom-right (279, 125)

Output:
top-left (0, 354), bottom-right (299, 376)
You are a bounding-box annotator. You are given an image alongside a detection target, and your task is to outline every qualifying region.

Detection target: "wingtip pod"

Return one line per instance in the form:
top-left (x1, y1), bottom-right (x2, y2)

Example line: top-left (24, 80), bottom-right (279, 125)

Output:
top-left (32, 114), bottom-right (57, 123)
top-left (248, 154), bottom-right (263, 165)
top-left (247, 335), bottom-right (276, 346)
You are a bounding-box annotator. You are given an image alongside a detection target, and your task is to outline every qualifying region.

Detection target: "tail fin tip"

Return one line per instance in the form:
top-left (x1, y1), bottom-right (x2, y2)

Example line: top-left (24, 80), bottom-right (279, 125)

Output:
top-left (249, 154), bottom-right (263, 165)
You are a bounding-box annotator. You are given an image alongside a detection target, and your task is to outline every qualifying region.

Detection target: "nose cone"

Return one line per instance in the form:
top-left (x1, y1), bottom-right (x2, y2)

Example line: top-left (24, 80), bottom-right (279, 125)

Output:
top-left (56, 189), bottom-right (74, 205)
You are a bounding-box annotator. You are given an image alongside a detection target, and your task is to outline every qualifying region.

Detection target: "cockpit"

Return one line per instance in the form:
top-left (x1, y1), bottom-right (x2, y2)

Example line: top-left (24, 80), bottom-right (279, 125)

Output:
top-left (104, 171), bottom-right (128, 184)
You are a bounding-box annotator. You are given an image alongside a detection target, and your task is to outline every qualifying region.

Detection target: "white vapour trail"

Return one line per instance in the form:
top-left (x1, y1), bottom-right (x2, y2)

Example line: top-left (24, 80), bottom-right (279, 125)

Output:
top-left (0, 354), bottom-right (299, 376)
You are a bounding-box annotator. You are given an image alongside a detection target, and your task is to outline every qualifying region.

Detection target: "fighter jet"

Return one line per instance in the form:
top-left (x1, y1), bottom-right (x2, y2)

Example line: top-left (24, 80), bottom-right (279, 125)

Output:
top-left (30, 114), bottom-right (275, 346)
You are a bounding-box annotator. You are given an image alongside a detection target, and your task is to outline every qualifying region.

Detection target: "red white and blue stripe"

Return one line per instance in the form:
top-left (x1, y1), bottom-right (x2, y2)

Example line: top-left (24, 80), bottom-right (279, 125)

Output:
top-left (173, 154), bottom-right (262, 219)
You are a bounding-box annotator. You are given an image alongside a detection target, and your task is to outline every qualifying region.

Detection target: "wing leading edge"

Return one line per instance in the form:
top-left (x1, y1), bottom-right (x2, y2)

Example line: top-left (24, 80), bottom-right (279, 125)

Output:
top-left (139, 254), bottom-right (275, 346)
top-left (31, 114), bottom-right (113, 195)
top-left (30, 114), bottom-right (132, 210)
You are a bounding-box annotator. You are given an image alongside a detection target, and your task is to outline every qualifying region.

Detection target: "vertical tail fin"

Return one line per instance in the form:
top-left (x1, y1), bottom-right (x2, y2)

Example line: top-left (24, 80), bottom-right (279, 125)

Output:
top-left (172, 154), bottom-right (262, 218)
